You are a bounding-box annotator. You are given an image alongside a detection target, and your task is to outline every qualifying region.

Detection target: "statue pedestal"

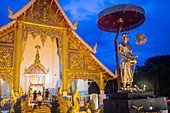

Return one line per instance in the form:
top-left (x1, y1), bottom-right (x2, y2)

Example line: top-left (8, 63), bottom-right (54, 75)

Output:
top-left (104, 92), bottom-right (168, 113)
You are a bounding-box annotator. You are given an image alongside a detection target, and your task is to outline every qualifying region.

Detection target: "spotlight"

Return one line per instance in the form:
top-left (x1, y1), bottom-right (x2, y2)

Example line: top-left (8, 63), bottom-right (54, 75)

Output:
top-left (149, 106), bottom-right (153, 110)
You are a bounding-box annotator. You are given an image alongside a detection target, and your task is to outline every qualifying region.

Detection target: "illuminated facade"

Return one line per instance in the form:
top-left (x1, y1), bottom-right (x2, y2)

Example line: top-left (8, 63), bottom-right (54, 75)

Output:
top-left (0, 0), bottom-right (116, 97)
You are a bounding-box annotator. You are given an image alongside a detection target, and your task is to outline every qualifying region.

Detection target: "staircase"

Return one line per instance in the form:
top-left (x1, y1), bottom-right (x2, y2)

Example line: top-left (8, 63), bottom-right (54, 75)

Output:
top-left (27, 105), bottom-right (51, 113)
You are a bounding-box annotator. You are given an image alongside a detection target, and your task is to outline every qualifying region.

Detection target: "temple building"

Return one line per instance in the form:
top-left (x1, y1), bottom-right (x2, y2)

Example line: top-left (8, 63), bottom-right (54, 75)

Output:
top-left (0, 0), bottom-right (116, 98)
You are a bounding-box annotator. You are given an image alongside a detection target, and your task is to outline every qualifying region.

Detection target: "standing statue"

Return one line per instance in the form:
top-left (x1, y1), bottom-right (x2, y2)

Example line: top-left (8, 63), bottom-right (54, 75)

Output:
top-left (118, 33), bottom-right (138, 88)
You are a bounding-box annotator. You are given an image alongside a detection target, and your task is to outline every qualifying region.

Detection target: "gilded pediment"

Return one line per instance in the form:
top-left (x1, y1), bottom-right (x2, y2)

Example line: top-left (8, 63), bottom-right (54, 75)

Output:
top-left (23, 0), bottom-right (62, 27)
top-left (69, 39), bottom-right (81, 51)
top-left (87, 62), bottom-right (98, 71)
top-left (0, 31), bottom-right (14, 44)
top-left (25, 62), bottom-right (49, 74)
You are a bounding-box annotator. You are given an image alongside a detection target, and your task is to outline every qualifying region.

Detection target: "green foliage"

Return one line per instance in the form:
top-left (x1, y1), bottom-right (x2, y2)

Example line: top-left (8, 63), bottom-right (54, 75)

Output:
top-left (51, 95), bottom-right (60, 113)
top-left (134, 55), bottom-right (170, 97)
top-left (13, 99), bottom-right (21, 113)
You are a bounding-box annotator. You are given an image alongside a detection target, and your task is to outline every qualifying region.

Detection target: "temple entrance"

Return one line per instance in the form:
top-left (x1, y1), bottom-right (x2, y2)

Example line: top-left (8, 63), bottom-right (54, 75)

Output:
top-left (29, 75), bottom-right (45, 94)
top-left (88, 81), bottom-right (100, 94)
top-left (24, 45), bottom-right (49, 94)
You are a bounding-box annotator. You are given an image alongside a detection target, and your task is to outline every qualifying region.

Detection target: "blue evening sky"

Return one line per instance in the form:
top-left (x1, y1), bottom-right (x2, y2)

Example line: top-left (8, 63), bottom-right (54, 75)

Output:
top-left (0, 0), bottom-right (170, 72)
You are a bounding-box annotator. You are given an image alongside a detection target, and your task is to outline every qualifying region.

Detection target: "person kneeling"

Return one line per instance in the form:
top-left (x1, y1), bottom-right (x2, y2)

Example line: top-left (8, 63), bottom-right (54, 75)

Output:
top-left (37, 94), bottom-right (42, 109)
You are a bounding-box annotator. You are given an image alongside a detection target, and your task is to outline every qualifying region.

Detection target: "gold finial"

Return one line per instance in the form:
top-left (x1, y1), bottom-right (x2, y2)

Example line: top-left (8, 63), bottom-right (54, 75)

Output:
top-left (73, 20), bottom-right (78, 30)
top-left (35, 45), bottom-right (41, 62)
top-left (94, 43), bottom-right (97, 54)
top-left (8, 6), bottom-right (13, 19)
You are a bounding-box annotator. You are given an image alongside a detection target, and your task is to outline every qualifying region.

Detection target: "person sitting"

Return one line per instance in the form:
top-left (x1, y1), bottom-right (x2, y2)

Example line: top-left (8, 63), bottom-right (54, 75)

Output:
top-left (36, 94), bottom-right (42, 109)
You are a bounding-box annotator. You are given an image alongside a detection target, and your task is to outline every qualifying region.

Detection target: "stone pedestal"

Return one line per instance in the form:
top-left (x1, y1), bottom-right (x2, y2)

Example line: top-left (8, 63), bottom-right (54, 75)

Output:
top-left (104, 92), bottom-right (168, 113)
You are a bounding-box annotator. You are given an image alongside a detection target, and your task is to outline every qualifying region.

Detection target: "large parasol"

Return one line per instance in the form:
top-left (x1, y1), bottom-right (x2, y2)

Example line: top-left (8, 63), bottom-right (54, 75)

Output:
top-left (97, 4), bottom-right (145, 90)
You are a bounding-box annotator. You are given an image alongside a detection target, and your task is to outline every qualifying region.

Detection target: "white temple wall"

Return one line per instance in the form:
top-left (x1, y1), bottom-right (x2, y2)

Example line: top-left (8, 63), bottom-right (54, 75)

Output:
top-left (77, 79), bottom-right (88, 95)
top-left (20, 34), bottom-right (60, 93)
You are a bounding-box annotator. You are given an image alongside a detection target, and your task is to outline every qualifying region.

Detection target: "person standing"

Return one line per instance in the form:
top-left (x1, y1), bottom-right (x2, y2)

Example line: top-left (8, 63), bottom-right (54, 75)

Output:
top-left (33, 90), bottom-right (37, 103)
top-left (38, 91), bottom-right (41, 96)
top-left (45, 89), bottom-right (50, 106)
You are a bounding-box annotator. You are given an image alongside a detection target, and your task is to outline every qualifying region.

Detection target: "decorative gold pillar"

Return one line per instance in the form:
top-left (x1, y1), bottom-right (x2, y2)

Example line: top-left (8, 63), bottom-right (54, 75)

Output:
top-left (13, 21), bottom-right (22, 94)
top-left (0, 79), bottom-right (2, 98)
top-left (99, 72), bottom-right (104, 92)
top-left (99, 72), bottom-right (105, 105)
top-left (62, 30), bottom-right (68, 96)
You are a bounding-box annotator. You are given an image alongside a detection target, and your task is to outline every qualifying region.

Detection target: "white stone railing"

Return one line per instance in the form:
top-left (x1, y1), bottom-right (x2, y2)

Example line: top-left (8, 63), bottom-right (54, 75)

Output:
top-left (78, 93), bottom-right (106, 109)
top-left (79, 94), bottom-right (91, 107)
top-left (66, 93), bottom-right (106, 109)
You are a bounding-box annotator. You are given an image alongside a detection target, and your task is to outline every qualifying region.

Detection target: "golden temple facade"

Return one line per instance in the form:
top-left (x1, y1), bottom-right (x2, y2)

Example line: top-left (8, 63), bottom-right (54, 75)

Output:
top-left (0, 0), bottom-right (116, 96)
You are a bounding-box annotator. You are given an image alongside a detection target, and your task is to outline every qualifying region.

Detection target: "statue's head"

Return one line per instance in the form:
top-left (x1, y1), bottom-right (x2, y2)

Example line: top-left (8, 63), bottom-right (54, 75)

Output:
top-left (122, 33), bottom-right (129, 42)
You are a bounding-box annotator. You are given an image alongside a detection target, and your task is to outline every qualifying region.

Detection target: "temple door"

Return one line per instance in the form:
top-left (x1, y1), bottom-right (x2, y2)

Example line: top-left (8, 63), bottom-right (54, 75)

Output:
top-left (29, 75), bottom-right (45, 94)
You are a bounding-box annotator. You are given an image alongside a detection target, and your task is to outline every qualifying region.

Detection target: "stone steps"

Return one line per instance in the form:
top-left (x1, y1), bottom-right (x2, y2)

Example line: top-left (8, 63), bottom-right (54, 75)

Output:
top-left (27, 105), bottom-right (51, 113)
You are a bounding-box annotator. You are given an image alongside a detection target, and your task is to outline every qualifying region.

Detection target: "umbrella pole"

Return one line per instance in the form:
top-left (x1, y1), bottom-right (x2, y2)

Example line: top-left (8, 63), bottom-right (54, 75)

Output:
top-left (114, 24), bottom-right (122, 91)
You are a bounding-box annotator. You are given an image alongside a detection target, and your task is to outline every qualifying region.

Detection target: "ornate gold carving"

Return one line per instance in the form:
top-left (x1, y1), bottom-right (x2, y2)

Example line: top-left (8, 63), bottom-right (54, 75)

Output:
top-left (69, 39), bottom-right (80, 50)
top-left (35, 45), bottom-right (41, 62)
top-left (67, 70), bottom-right (100, 89)
top-left (24, 0), bottom-right (62, 27)
top-left (0, 46), bottom-right (14, 67)
top-left (41, 2), bottom-right (48, 24)
top-left (68, 34), bottom-right (88, 52)
top-left (74, 39), bottom-right (82, 47)
top-left (79, 44), bottom-right (87, 51)
top-left (22, 22), bottom-right (63, 46)
top-left (0, 31), bottom-right (14, 44)
top-left (0, 68), bottom-right (14, 88)
top-left (13, 21), bottom-right (22, 93)
top-left (62, 31), bottom-right (69, 92)
top-left (99, 72), bottom-right (104, 91)
top-left (70, 53), bottom-right (84, 70)
top-left (87, 62), bottom-right (97, 71)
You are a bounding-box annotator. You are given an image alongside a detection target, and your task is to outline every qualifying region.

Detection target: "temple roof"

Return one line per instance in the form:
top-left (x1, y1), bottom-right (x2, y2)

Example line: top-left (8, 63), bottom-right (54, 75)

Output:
top-left (8, 0), bottom-right (76, 30)
top-left (90, 53), bottom-right (116, 78)
top-left (0, 20), bottom-right (16, 32)
top-left (0, 0), bottom-right (116, 79)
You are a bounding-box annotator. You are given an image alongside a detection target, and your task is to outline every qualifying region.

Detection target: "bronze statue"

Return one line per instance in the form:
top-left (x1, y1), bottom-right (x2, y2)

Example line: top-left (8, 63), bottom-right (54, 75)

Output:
top-left (118, 33), bottom-right (138, 88)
